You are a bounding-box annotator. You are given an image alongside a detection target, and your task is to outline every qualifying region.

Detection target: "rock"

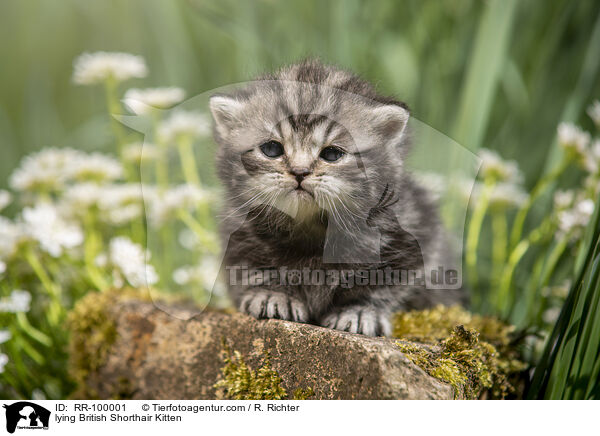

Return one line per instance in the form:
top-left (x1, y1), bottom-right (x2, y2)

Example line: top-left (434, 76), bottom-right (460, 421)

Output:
top-left (72, 297), bottom-right (456, 399)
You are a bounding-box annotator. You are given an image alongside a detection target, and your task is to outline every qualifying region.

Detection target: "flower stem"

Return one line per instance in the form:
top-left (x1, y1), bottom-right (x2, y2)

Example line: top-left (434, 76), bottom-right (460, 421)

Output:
top-left (83, 213), bottom-right (109, 291)
top-left (466, 179), bottom-right (494, 293)
top-left (497, 217), bottom-right (553, 316)
top-left (16, 312), bottom-right (52, 347)
top-left (509, 158), bottom-right (570, 250)
top-left (177, 209), bottom-right (219, 253)
top-left (177, 135), bottom-right (201, 186)
top-left (24, 247), bottom-right (62, 326)
top-left (103, 76), bottom-right (127, 159)
top-left (528, 237), bottom-right (569, 324)
top-left (151, 111), bottom-right (169, 189)
top-left (491, 211), bottom-right (508, 288)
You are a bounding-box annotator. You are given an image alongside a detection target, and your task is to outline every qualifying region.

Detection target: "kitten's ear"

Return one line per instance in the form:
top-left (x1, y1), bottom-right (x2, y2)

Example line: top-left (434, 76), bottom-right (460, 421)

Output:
top-left (370, 104), bottom-right (410, 144)
top-left (209, 95), bottom-right (244, 139)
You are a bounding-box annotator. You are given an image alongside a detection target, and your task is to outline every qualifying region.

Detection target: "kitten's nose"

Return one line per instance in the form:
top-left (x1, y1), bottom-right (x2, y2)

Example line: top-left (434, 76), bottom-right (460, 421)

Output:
top-left (290, 167), bottom-right (311, 183)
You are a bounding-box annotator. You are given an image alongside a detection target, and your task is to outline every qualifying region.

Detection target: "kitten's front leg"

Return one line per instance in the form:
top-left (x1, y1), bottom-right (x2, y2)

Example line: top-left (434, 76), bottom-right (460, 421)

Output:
top-left (240, 290), bottom-right (309, 323)
top-left (320, 305), bottom-right (392, 337)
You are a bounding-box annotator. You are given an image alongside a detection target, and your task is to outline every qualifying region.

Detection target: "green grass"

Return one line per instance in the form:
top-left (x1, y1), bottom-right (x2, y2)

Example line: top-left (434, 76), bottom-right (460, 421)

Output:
top-left (529, 190), bottom-right (600, 399)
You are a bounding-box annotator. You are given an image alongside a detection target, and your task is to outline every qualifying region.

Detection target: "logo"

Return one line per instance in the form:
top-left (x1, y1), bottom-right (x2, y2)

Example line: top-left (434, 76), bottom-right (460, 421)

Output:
top-left (2, 402), bottom-right (50, 433)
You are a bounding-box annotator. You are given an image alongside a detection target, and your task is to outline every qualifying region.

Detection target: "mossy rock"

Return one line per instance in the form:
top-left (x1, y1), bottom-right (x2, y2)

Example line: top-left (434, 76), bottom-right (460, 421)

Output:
top-left (68, 297), bottom-right (524, 400)
top-left (214, 340), bottom-right (314, 400)
top-left (67, 287), bottom-right (152, 399)
top-left (392, 305), bottom-right (526, 399)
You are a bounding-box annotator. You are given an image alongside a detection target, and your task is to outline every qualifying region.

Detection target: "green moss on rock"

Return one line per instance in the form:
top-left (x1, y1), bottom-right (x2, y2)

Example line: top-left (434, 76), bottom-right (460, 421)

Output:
top-left (67, 287), bottom-right (151, 398)
top-left (393, 305), bottom-right (526, 399)
top-left (214, 342), bottom-right (287, 400)
top-left (293, 387), bottom-right (315, 400)
top-left (68, 290), bottom-right (119, 398)
top-left (214, 341), bottom-right (314, 400)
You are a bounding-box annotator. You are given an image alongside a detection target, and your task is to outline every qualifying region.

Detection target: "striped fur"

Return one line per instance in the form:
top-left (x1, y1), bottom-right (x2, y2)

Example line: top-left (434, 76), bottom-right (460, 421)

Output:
top-left (210, 60), bottom-right (464, 336)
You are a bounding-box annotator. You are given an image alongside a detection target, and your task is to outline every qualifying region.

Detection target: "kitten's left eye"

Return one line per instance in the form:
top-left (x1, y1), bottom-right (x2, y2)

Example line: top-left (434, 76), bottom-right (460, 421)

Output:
top-left (320, 146), bottom-right (345, 162)
top-left (260, 140), bottom-right (284, 158)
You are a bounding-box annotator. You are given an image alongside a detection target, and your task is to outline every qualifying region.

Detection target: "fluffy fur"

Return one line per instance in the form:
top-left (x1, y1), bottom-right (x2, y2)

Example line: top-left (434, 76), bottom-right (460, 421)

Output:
top-left (210, 60), bottom-right (464, 336)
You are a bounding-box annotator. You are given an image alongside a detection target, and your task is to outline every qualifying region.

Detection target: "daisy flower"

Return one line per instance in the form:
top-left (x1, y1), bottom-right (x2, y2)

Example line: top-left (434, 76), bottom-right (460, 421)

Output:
top-left (22, 202), bottom-right (83, 257)
top-left (587, 100), bottom-right (600, 127)
top-left (0, 290), bottom-right (31, 313)
top-left (557, 197), bottom-right (595, 240)
top-left (149, 184), bottom-right (210, 226)
top-left (0, 190), bottom-right (11, 211)
top-left (124, 87), bottom-right (185, 114)
top-left (158, 110), bottom-right (211, 143)
top-left (109, 237), bottom-right (158, 287)
top-left (0, 216), bottom-right (22, 261)
top-left (72, 51), bottom-right (148, 85)
top-left (9, 148), bottom-right (81, 192)
top-left (477, 149), bottom-right (523, 184)
top-left (557, 122), bottom-right (590, 159)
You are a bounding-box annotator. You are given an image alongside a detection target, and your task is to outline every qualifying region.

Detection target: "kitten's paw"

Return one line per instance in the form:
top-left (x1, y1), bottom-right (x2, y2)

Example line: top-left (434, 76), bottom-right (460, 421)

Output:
top-left (240, 291), bottom-right (309, 323)
top-left (320, 306), bottom-right (391, 337)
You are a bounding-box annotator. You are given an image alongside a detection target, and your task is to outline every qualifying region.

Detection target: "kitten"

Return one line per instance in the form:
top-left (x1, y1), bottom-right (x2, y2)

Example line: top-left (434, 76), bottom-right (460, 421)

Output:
top-left (209, 60), bottom-right (464, 336)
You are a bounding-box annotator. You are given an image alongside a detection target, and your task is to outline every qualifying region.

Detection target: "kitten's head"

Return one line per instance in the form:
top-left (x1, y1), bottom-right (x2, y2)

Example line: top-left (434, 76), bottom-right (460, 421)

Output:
top-left (210, 60), bottom-right (410, 228)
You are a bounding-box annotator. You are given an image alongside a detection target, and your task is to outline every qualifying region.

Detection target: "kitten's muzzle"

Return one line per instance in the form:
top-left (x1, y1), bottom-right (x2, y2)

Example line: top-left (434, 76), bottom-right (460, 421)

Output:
top-left (290, 167), bottom-right (311, 184)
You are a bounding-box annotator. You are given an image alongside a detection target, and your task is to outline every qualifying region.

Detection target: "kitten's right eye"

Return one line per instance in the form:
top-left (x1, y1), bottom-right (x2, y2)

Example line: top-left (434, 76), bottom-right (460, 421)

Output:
top-left (260, 140), bottom-right (284, 158)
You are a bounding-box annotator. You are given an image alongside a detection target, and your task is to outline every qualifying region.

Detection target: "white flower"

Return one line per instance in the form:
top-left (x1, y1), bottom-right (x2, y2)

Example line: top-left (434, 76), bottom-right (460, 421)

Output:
top-left (9, 148), bottom-right (121, 193)
top-left (583, 140), bottom-right (600, 175)
top-left (61, 183), bottom-right (104, 211)
top-left (542, 307), bottom-right (561, 324)
top-left (488, 182), bottom-right (528, 210)
top-left (100, 184), bottom-right (150, 226)
top-left (72, 51), bottom-right (148, 85)
top-left (0, 354), bottom-right (8, 373)
top-left (588, 100), bottom-right (600, 127)
top-left (61, 183), bottom-right (148, 226)
top-left (123, 142), bottom-right (160, 163)
top-left (0, 290), bottom-right (31, 313)
top-left (172, 256), bottom-right (224, 296)
top-left (0, 216), bottom-right (22, 261)
top-left (557, 122), bottom-right (590, 158)
top-left (477, 149), bottom-right (523, 184)
top-left (9, 148), bottom-right (81, 192)
top-left (95, 253), bottom-right (108, 268)
top-left (0, 330), bottom-right (11, 344)
top-left (458, 179), bottom-right (526, 210)
top-left (158, 110), bottom-right (210, 143)
top-left (124, 87), bottom-right (185, 114)
top-left (172, 267), bottom-right (191, 286)
top-left (557, 197), bottom-right (595, 240)
top-left (178, 228), bottom-right (200, 250)
top-left (109, 237), bottom-right (158, 287)
top-left (0, 190), bottom-right (11, 211)
top-left (0, 261), bottom-right (5, 275)
top-left (553, 190), bottom-right (575, 211)
top-left (149, 184), bottom-right (210, 226)
top-left (31, 389), bottom-right (46, 401)
top-left (70, 152), bottom-right (123, 183)
top-left (22, 202), bottom-right (83, 257)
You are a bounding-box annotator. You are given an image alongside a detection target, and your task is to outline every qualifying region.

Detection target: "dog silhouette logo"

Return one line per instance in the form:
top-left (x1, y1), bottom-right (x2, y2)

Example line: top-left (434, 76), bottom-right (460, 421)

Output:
top-left (3, 402), bottom-right (50, 433)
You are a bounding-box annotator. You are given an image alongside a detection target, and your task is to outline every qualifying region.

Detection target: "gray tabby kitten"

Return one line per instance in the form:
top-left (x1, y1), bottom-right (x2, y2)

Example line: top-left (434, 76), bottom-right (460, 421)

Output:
top-left (209, 60), bottom-right (464, 336)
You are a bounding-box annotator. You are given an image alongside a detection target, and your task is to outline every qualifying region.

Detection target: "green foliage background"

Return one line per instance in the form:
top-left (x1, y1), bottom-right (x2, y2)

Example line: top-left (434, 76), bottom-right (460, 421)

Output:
top-left (1, 0), bottom-right (599, 183)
